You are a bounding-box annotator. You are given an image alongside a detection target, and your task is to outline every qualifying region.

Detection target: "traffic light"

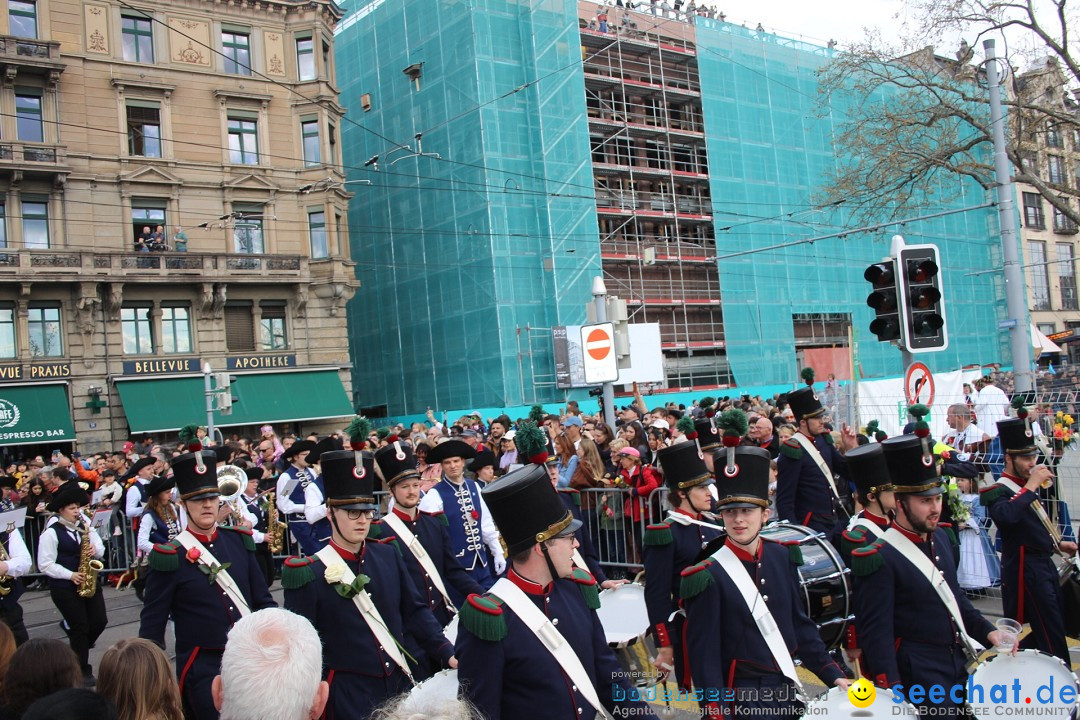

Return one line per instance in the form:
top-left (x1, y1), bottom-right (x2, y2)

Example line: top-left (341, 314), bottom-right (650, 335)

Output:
top-left (215, 372), bottom-right (238, 415)
top-left (898, 244), bottom-right (948, 352)
top-left (864, 259), bottom-right (905, 343)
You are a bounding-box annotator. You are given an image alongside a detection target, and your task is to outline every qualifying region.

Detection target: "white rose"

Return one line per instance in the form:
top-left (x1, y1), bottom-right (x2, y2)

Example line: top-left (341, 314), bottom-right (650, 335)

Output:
top-left (324, 564), bottom-right (345, 584)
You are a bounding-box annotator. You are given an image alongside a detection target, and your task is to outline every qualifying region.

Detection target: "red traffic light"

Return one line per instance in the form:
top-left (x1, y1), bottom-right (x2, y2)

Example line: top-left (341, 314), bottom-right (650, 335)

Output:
top-left (864, 262), bottom-right (895, 286)
top-left (907, 258), bottom-right (939, 283)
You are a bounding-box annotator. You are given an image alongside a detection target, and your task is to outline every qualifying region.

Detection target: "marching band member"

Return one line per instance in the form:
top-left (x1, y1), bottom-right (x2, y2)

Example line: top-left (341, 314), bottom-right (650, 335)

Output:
top-left (455, 463), bottom-right (658, 720)
top-left (37, 482), bottom-right (107, 686)
top-left (241, 467), bottom-right (276, 588)
top-left (418, 439), bottom-right (505, 598)
top-left (835, 442), bottom-right (896, 563)
top-left (140, 449), bottom-right (275, 720)
top-left (982, 417), bottom-right (1076, 663)
top-left (0, 505), bottom-right (31, 645)
top-left (645, 439), bottom-right (723, 690)
top-left (682, 446), bottom-right (849, 717)
top-left (282, 449), bottom-right (455, 718)
top-left (776, 371), bottom-right (856, 533)
top-left (136, 474), bottom-right (185, 554)
top-left (276, 440), bottom-right (331, 555)
top-left (854, 435), bottom-right (1010, 717)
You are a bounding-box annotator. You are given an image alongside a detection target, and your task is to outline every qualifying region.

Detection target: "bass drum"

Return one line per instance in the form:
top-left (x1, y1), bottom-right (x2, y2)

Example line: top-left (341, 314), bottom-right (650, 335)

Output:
top-left (404, 669), bottom-right (459, 713)
top-left (596, 583), bottom-right (662, 688)
top-left (760, 522), bottom-right (852, 650)
top-left (969, 650), bottom-right (1078, 718)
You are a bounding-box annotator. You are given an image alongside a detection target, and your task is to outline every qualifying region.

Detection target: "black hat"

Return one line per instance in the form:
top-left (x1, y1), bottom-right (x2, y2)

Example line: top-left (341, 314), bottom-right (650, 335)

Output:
top-left (46, 481), bottom-right (90, 513)
top-left (786, 386), bottom-right (825, 422)
top-left (694, 418), bottom-right (721, 451)
top-left (213, 445), bottom-right (233, 465)
top-left (309, 436), bottom-right (343, 464)
top-left (468, 450), bottom-right (496, 474)
top-left (844, 443), bottom-right (894, 499)
top-left (145, 474), bottom-right (175, 498)
top-left (244, 467), bottom-right (263, 483)
top-left (997, 418), bottom-right (1037, 456)
top-left (713, 446), bottom-right (770, 509)
top-left (374, 442), bottom-right (420, 487)
top-left (282, 440), bottom-right (316, 463)
top-left (426, 439), bottom-right (477, 464)
top-left (657, 441), bottom-right (713, 491)
top-left (124, 456), bottom-right (156, 481)
top-left (320, 449), bottom-right (376, 511)
top-left (171, 450), bottom-right (220, 501)
top-left (482, 463), bottom-right (581, 556)
top-left (881, 435), bottom-right (942, 495)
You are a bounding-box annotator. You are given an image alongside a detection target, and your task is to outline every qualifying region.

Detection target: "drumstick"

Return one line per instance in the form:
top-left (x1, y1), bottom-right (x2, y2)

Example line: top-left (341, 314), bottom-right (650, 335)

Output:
top-left (852, 655), bottom-right (862, 680)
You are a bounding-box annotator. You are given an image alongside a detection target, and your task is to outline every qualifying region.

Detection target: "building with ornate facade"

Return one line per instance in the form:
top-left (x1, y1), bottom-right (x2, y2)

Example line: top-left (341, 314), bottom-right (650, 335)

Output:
top-left (0, 0), bottom-right (358, 454)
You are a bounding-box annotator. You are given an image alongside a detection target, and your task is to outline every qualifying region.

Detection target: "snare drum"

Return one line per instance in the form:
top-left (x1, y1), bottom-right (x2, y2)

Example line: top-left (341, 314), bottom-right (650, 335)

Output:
top-left (403, 669), bottom-right (459, 712)
top-left (596, 583), bottom-right (662, 688)
top-left (806, 686), bottom-right (918, 718)
top-left (760, 522), bottom-right (852, 649)
top-left (969, 650), bottom-right (1079, 718)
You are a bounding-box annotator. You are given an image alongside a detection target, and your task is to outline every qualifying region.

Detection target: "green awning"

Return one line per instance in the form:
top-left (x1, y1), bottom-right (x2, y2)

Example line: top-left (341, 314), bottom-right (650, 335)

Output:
top-left (115, 369), bottom-right (354, 433)
top-left (0, 383), bottom-right (75, 446)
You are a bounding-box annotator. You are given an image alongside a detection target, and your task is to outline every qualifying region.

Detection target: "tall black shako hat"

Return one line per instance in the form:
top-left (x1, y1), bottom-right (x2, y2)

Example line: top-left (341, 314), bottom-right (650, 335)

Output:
top-left (374, 441), bottom-right (420, 488)
top-left (997, 417), bottom-right (1038, 456)
top-left (881, 434), bottom-right (942, 495)
top-left (320, 449), bottom-right (377, 511)
top-left (844, 442), bottom-right (894, 499)
top-left (712, 446), bottom-right (771, 509)
top-left (171, 449), bottom-right (220, 502)
top-left (787, 367), bottom-right (825, 422)
top-left (482, 463), bottom-right (581, 556)
top-left (656, 440), bottom-right (713, 492)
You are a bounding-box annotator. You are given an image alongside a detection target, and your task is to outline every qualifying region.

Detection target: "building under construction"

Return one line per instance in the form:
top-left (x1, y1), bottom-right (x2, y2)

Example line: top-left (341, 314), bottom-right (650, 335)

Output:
top-left (336, 0), bottom-right (1008, 417)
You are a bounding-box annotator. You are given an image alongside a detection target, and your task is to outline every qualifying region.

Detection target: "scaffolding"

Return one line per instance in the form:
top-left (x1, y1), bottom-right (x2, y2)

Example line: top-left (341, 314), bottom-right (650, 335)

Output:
top-left (578, 7), bottom-right (731, 386)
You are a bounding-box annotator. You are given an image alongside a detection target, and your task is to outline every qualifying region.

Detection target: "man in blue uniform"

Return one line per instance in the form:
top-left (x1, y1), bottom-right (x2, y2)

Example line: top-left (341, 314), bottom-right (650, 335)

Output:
top-left (275, 440), bottom-right (330, 555)
top-left (682, 445), bottom-right (849, 717)
top-left (644, 440), bottom-right (723, 690)
top-left (418, 439), bottom-right (504, 597)
top-left (776, 378), bottom-right (856, 532)
top-left (853, 435), bottom-right (1011, 717)
top-left (455, 463), bottom-right (658, 720)
top-left (982, 417), bottom-right (1076, 663)
top-left (282, 449), bottom-right (455, 719)
top-left (140, 449), bottom-right (276, 720)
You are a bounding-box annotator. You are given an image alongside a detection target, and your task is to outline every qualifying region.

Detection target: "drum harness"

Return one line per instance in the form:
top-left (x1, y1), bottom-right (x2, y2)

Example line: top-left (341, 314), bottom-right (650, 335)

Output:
top-left (382, 512), bottom-right (457, 615)
top-left (663, 511), bottom-right (723, 627)
top-left (879, 528), bottom-right (984, 671)
top-left (790, 433), bottom-right (852, 522)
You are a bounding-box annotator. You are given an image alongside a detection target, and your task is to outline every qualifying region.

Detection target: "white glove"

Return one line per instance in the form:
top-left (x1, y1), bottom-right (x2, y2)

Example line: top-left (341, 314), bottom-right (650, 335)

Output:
top-left (494, 555), bottom-right (507, 575)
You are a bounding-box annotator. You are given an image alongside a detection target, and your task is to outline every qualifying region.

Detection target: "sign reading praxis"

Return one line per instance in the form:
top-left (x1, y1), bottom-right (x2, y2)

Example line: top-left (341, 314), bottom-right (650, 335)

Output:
top-left (580, 323), bottom-right (619, 384)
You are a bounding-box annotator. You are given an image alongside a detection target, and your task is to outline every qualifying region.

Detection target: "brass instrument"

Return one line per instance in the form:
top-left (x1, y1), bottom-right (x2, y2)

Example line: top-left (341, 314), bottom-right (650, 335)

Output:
top-left (0, 522), bottom-right (16, 596)
top-left (264, 490), bottom-right (286, 554)
top-left (217, 465), bottom-right (248, 527)
top-left (76, 509), bottom-right (104, 598)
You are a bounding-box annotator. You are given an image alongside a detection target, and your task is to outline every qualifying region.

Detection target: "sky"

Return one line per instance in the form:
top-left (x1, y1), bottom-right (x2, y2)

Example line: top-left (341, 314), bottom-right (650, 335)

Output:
top-left (718, 0), bottom-right (908, 48)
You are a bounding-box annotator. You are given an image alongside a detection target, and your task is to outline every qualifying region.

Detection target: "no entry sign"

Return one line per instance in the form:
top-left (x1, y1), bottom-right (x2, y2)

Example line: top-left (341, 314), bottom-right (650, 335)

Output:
top-left (581, 323), bottom-right (618, 384)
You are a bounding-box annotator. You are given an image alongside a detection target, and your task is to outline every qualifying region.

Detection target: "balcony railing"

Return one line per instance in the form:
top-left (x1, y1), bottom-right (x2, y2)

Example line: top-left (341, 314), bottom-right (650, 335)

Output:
top-left (0, 142), bottom-right (68, 170)
top-left (0, 249), bottom-right (308, 277)
top-left (0, 36), bottom-right (62, 64)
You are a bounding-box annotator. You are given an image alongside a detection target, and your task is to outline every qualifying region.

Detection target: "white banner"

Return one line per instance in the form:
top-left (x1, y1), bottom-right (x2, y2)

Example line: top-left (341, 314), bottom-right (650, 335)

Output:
top-left (856, 369), bottom-right (983, 439)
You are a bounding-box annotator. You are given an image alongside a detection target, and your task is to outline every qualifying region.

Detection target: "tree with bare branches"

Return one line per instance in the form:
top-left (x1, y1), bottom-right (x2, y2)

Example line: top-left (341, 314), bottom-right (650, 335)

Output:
top-left (818, 1), bottom-right (1080, 228)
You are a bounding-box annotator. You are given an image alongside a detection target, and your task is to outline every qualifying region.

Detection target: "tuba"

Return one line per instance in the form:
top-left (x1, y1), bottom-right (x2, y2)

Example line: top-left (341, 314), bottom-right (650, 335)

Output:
top-left (77, 509), bottom-right (104, 598)
top-left (217, 465), bottom-right (248, 527)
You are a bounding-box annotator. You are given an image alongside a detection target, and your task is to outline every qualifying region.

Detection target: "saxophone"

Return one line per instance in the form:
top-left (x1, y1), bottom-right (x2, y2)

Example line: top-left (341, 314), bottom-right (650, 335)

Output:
top-left (76, 510), bottom-right (104, 598)
top-left (264, 490), bottom-right (286, 554)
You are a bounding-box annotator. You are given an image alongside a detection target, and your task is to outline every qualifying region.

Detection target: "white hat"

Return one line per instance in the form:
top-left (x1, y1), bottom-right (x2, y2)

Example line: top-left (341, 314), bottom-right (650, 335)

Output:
top-left (503, 430), bottom-right (516, 440)
top-left (650, 418), bottom-right (670, 430)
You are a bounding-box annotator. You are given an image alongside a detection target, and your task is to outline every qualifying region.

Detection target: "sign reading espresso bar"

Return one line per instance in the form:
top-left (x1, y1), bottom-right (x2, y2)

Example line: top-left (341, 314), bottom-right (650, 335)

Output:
top-left (0, 362), bottom-right (72, 381)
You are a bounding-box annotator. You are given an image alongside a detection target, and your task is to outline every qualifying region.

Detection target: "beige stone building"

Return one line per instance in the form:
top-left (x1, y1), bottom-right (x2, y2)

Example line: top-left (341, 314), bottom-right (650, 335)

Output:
top-left (1014, 59), bottom-right (1080, 364)
top-left (0, 0), bottom-right (358, 453)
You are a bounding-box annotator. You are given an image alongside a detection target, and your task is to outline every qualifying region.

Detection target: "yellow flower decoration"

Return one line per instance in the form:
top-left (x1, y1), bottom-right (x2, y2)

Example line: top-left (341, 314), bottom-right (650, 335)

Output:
top-left (1057, 411), bottom-right (1064, 419)
top-left (1065, 415), bottom-right (1075, 426)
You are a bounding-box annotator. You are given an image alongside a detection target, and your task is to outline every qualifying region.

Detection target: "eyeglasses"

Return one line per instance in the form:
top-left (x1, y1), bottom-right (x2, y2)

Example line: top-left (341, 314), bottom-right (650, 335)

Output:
top-left (343, 509), bottom-right (374, 520)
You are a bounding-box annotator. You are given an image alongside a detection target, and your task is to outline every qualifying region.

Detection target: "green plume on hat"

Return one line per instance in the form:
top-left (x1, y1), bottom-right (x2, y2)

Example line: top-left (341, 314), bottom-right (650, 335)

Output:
top-left (375, 427), bottom-right (390, 441)
top-left (528, 404), bottom-right (546, 424)
top-left (699, 396), bottom-right (716, 409)
top-left (676, 415), bottom-right (696, 437)
top-left (514, 421), bottom-right (549, 464)
top-left (345, 416), bottom-right (372, 442)
top-left (717, 408), bottom-right (748, 442)
top-left (908, 404), bottom-right (931, 436)
top-left (179, 424), bottom-right (199, 446)
top-left (801, 367), bottom-right (815, 386)
top-left (865, 420), bottom-right (880, 435)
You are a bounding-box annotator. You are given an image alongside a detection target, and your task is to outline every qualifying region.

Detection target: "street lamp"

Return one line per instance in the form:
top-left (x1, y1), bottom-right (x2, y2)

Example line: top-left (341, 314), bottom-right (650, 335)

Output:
top-left (298, 177), bottom-right (374, 194)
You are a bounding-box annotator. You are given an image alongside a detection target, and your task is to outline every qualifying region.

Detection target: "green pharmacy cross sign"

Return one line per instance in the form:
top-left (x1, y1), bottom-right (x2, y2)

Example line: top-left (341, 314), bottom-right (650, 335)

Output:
top-left (85, 396), bottom-right (107, 415)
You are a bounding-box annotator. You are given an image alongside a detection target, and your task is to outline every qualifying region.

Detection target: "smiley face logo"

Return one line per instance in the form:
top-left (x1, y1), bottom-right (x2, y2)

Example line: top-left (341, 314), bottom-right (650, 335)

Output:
top-left (848, 678), bottom-right (876, 708)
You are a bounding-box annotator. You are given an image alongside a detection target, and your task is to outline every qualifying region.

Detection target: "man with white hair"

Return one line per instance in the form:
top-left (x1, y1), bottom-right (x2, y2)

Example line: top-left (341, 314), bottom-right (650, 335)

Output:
top-left (212, 608), bottom-right (328, 720)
